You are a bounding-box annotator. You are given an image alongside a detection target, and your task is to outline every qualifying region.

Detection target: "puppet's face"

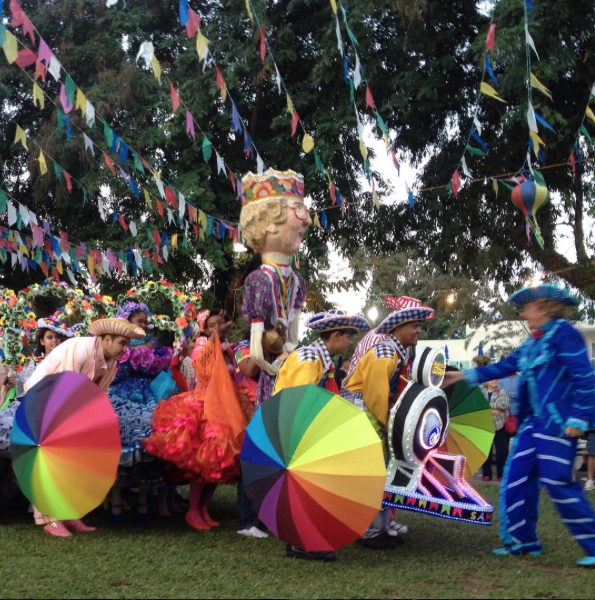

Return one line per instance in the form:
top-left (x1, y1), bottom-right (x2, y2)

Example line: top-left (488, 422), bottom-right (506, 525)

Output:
top-left (263, 200), bottom-right (311, 256)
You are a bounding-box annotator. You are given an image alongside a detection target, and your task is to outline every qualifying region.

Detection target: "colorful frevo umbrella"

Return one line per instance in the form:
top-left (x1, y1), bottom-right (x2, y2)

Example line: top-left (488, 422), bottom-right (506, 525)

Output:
top-left (441, 380), bottom-right (495, 479)
top-left (241, 385), bottom-right (386, 552)
top-left (11, 372), bottom-right (121, 519)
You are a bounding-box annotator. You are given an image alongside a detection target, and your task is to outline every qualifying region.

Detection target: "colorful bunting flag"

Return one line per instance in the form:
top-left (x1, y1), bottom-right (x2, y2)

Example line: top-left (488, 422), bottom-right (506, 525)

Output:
top-left (530, 73), bottom-right (553, 100)
top-left (169, 82), bottom-right (180, 114)
top-left (186, 110), bottom-right (196, 139)
top-left (480, 82), bottom-right (506, 103)
top-left (586, 105), bottom-right (595, 124)
top-left (32, 82), bottom-right (44, 109)
top-left (186, 9), bottom-right (200, 38)
top-left (525, 23), bottom-right (539, 60)
top-left (14, 125), bottom-right (27, 150)
top-left (451, 169), bottom-right (461, 197)
top-left (202, 136), bottom-right (212, 162)
top-left (485, 23), bottom-right (496, 53)
top-left (485, 54), bottom-right (498, 86)
top-left (196, 29), bottom-right (209, 64)
top-left (246, 0), bottom-right (254, 22)
top-left (151, 55), bottom-right (162, 84)
top-left (3, 30), bottom-right (18, 64)
top-left (291, 110), bottom-right (299, 138)
top-left (365, 86), bottom-right (375, 114)
top-left (302, 133), bottom-right (314, 154)
top-left (15, 49), bottom-right (37, 67)
top-left (179, 0), bottom-right (189, 26)
top-left (215, 66), bottom-right (227, 102)
top-left (38, 149), bottom-right (47, 175)
top-left (231, 102), bottom-right (243, 133)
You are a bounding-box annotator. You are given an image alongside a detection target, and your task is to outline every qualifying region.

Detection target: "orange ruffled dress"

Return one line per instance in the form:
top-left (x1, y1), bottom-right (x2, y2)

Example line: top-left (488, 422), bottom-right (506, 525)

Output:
top-left (144, 336), bottom-right (247, 484)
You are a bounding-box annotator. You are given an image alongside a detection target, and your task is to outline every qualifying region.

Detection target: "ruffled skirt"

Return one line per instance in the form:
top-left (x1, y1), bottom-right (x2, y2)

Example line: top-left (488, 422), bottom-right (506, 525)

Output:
top-left (144, 391), bottom-right (243, 485)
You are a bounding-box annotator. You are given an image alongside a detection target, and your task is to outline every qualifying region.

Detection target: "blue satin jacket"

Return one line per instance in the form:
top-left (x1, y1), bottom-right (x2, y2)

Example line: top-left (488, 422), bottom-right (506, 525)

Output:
top-left (464, 319), bottom-right (595, 435)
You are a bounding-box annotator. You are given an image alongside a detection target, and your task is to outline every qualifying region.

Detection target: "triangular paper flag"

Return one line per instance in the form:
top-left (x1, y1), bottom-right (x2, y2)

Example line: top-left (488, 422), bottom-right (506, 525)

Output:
top-left (151, 55), bottom-right (162, 84)
top-left (525, 24), bottom-right (539, 60)
top-left (14, 125), bottom-right (27, 150)
top-left (38, 150), bottom-right (47, 175)
top-left (530, 73), bottom-right (553, 101)
top-left (2, 31), bottom-right (18, 64)
top-left (480, 82), bottom-right (506, 103)
top-left (302, 133), bottom-right (314, 153)
top-left (33, 82), bottom-right (44, 109)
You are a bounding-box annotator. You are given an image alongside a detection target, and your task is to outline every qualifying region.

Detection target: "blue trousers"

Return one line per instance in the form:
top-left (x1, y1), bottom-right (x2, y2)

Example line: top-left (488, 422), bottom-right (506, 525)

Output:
top-left (500, 418), bottom-right (595, 556)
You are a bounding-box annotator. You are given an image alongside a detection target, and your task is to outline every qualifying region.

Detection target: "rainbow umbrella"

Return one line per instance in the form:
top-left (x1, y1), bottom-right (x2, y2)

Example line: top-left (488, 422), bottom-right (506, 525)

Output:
top-left (241, 384), bottom-right (385, 552)
top-left (11, 372), bottom-right (121, 519)
top-left (441, 380), bottom-right (494, 479)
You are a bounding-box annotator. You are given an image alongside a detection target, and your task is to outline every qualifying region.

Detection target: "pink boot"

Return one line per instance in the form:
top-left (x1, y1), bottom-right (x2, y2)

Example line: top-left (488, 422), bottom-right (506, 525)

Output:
top-left (63, 519), bottom-right (97, 533)
top-left (43, 521), bottom-right (72, 538)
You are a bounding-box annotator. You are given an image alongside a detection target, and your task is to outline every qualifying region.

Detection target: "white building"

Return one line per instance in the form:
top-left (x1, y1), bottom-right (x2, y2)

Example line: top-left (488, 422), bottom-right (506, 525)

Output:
top-left (420, 321), bottom-right (595, 369)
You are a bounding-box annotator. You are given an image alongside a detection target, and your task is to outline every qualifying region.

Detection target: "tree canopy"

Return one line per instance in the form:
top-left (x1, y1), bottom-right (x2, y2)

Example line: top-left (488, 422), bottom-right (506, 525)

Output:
top-left (0, 0), bottom-right (594, 311)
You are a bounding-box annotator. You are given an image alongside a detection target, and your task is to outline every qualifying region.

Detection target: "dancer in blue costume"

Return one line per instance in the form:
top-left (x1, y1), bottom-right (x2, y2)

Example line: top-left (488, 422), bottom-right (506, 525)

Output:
top-left (444, 284), bottom-right (595, 568)
top-left (109, 299), bottom-right (175, 521)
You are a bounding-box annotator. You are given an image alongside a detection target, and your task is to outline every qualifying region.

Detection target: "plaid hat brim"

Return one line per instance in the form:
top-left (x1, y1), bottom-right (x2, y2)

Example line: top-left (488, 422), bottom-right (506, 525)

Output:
top-left (306, 313), bottom-right (371, 334)
top-left (508, 284), bottom-right (578, 307)
top-left (377, 307), bottom-right (434, 334)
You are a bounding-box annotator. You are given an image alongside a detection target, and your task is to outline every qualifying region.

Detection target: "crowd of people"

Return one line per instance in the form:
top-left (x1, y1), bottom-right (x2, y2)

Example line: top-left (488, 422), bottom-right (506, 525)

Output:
top-left (1, 168), bottom-right (595, 569)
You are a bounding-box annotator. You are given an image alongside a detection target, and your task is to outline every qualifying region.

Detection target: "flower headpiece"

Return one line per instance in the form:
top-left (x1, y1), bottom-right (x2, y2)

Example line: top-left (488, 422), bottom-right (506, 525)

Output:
top-left (116, 299), bottom-right (152, 320)
top-left (240, 169), bottom-right (304, 206)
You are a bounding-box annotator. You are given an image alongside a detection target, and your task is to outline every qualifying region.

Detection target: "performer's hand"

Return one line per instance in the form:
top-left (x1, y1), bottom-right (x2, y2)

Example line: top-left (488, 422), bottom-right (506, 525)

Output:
top-left (565, 426), bottom-right (583, 438)
top-left (276, 351), bottom-right (289, 363)
top-left (441, 371), bottom-right (464, 388)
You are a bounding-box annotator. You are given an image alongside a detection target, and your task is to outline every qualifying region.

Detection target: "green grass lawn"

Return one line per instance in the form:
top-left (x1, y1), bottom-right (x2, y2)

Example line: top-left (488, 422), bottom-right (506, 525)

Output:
top-left (1, 483), bottom-right (594, 599)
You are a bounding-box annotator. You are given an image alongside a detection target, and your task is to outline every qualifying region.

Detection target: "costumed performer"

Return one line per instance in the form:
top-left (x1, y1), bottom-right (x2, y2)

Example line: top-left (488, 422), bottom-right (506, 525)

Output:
top-left (144, 308), bottom-right (248, 531)
top-left (0, 318), bottom-right (77, 457)
top-left (240, 168), bottom-right (311, 408)
top-left (443, 284), bottom-right (595, 568)
top-left (275, 309), bottom-right (371, 561)
top-left (232, 331), bottom-right (268, 539)
top-left (341, 296), bottom-right (434, 550)
top-left (24, 317), bottom-right (145, 537)
top-left (108, 299), bottom-right (176, 522)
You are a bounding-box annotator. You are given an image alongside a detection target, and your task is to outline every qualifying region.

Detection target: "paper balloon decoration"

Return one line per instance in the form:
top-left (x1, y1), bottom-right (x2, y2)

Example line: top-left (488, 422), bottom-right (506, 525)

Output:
top-left (511, 173), bottom-right (549, 248)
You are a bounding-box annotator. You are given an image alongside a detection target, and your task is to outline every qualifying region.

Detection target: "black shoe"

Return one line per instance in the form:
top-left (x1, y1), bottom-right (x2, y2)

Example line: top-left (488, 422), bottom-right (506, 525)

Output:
top-left (356, 533), bottom-right (401, 550)
top-left (286, 544), bottom-right (337, 562)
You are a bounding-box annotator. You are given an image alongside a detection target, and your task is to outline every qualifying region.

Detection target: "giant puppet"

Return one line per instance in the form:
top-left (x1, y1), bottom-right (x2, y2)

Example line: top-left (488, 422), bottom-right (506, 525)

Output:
top-left (240, 169), bottom-right (312, 406)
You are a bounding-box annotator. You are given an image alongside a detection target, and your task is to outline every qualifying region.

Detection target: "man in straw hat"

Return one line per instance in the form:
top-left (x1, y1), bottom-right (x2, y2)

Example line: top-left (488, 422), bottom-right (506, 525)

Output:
top-left (25, 317), bottom-right (145, 394)
top-left (23, 318), bottom-right (145, 538)
top-left (443, 284), bottom-right (595, 568)
top-left (274, 309), bottom-right (371, 562)
top-left (341, 296), bottom-right (434, 550)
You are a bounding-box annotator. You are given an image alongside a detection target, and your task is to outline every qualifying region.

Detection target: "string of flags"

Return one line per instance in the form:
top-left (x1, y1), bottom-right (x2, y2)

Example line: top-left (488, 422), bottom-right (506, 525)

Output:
top-left (450, 11), bottom-right (502, 199)
top-left (111, 0), bottom-right (266, 180)
top-left (175, 0), bottom-right (267, 174)
top-left (9, 67), bottom-right (240, 253)
top-left (242, 0), bottom-right (352, 216)
top-left (0, 185), bottom-right (171, 283)
top-left (568, 79), bottom-right (595, 178)
top-left (5, 0), bottom-right (243, 234)
top-left (3, 2), bottom-right (243, 253)
top-left (328, 0), bottom-right (407, 209)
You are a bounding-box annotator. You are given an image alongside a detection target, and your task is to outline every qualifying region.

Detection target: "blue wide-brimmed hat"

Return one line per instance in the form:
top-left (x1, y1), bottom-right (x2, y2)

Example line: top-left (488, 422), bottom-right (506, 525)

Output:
top-left (508, 284), bottom-right (578, 307)
top-left (377, 296), bottom-right (434, 334)
top-left (306, 310), bottom-right (371, 335)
